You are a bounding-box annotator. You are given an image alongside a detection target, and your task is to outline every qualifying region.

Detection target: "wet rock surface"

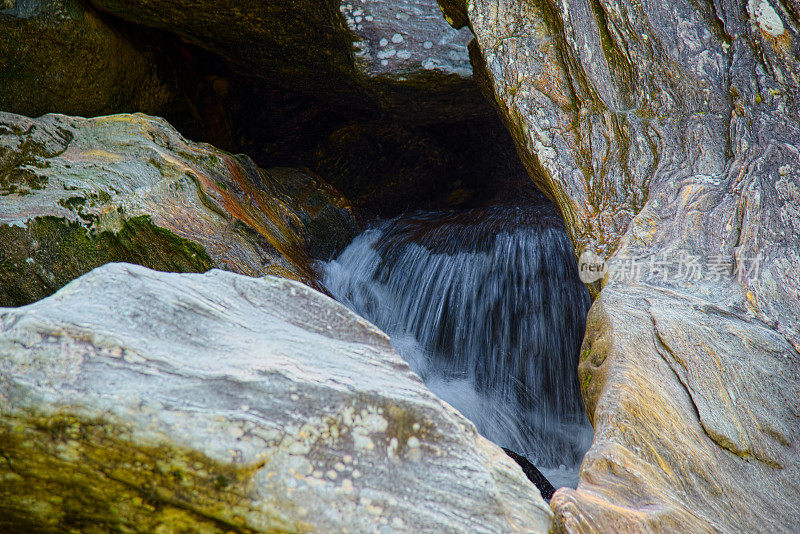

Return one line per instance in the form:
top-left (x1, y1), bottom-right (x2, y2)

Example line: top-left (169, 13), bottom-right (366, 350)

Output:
top-left (0, 262), bottom-right (552, 533)
top-left (445, 0), bottom-right (800, 531)
top-left (0, 112), bottom-right (358, 306)
top-left (503, 449), bottom-right (556, 502)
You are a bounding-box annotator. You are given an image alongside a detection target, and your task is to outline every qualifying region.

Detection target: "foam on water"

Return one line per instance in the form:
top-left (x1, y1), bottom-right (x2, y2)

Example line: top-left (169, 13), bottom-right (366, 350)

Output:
top-left (323, 203), bottom-right (592, 487)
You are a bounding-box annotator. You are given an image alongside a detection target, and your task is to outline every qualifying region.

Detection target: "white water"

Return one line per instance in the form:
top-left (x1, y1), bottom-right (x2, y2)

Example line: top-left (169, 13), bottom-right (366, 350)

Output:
top-left (323, 204), bottom-right (593, 488)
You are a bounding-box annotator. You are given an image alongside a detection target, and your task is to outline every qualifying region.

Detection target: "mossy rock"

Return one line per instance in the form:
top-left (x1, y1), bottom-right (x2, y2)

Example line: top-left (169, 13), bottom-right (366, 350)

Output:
top-left (0, 263), bottom-right (553, 532)
top-left (0, 215), bottom-right (213, 306)
top-left (0, 112), bottom-right (360, 305)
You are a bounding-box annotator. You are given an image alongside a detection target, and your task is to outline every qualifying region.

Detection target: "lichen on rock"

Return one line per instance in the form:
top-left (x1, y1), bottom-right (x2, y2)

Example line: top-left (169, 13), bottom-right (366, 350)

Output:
top-left (0, 263), bottom-right (553, 533)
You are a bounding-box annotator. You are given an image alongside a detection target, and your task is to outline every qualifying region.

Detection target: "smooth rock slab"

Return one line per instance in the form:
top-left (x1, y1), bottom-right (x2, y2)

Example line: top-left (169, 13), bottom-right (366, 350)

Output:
top-left (0, 262), bottom-right (552, 533)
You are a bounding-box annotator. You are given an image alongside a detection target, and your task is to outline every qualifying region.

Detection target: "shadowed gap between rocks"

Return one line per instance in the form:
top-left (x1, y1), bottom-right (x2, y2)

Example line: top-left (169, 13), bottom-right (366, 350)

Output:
top-left (64, 2), bottom-right (536, 220)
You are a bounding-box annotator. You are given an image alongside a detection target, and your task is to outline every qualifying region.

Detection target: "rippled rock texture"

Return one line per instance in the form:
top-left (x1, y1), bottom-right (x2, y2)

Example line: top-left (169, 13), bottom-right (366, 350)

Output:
top-left (0, 112), bottom-right (358, 306)
top-left (0, 262), bottom-right (552, 533)
top-left (442, 0), bottom-right (800, 531)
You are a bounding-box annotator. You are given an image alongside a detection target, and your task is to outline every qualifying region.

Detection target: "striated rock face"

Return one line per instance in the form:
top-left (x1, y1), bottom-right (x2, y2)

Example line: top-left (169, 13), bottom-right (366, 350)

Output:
top-left (0, 0), bottom-right (197, 132)
top-left (571, 285), bottom-right (800, 533)
top-left (0, 262), bottom-right (552, 533)
top-left (86, 0), bottom-right (485, 121)
top-left (442, 0), bottom-right (800, 531)
top-left (0, 112), bottom-right (358, 306)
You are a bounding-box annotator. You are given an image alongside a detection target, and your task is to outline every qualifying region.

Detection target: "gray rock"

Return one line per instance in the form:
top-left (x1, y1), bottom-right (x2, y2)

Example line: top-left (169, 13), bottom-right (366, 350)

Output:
top-left (341, 0), bottom-right (481, 120)
top-left (342, 0), bottom-right (472, 80)
top-left (0, 262), bottom-right (552, 533)
top-left (443, 0), bottom-right (800, 531)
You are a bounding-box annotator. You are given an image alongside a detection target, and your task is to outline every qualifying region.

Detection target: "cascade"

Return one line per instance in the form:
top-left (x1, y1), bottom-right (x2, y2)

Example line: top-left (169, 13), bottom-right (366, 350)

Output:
top-left (323, 199), bottom-right (592, 487)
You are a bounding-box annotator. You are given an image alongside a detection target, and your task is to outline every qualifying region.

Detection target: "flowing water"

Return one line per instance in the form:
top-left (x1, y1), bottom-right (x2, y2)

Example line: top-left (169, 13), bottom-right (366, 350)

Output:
top-left (323, 201), bottom-right (592, 488)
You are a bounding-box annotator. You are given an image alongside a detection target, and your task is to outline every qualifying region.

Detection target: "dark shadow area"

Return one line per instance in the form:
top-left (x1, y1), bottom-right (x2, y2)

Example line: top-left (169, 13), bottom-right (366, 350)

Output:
top-left (504, 448), bottom-right (556, 501)
top-left (84, 7), bottom-right (534, 219)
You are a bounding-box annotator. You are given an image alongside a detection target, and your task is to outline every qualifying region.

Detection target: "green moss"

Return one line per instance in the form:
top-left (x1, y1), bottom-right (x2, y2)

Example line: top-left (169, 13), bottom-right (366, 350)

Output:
top-left (0, 167), bottom-right (48, 195)
top-left (0, 215), bottom-right (214, 307)
top-left (0, 409), bottom-right (303, 533)
top-left (214, 475), bottom-right (230, 490)
top-left (0, 126), bottom-right (66, 196)
top-left (56, 196), bottom-right (100, 224)
top-left (57, 196), bottom-right (87, 211)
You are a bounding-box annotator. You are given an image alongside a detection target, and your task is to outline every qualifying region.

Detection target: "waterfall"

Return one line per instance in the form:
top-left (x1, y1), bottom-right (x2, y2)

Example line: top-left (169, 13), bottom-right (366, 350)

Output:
top-left (322, 201), bottom-right (592, 487)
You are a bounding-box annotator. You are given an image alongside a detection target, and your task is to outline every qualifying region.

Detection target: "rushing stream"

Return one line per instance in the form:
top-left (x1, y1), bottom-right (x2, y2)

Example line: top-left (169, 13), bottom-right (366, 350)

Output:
top-left (323, 201), bottom-right (592, 488)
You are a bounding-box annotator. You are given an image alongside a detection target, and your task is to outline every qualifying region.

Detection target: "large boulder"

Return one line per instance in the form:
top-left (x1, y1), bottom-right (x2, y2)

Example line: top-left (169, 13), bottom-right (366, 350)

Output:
top-left (86, 0), bottom-right (485, 121)
top-left (442, 0), bottom-right (800, 531)
top-left (0, 112), bottom-right (358, 306)
top-left (0, 262), bottom-right (552, 533)
top-left (0, 0), bottom-right (198, 133)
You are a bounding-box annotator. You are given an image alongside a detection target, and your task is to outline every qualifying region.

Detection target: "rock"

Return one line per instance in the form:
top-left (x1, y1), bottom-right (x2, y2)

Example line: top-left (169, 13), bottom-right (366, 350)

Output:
top-left (340, 0), bottom-right (482, 121)
top-left (0, 262), bottom-right (553, 533)
top-left (86, 0), bottom-right (486, 121)
top-left (562, 284), bottom-right (800, 533)
top-left (447, 0), bottom-right (800, 531)
top-left (262, 167), bottom-right (360, 261)
top-left (0, 0), bottom-right (198, 133)
top-left (503, 449), bottom-right (556, 502)
top-left (0, 112), bottom-right (358, 306)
